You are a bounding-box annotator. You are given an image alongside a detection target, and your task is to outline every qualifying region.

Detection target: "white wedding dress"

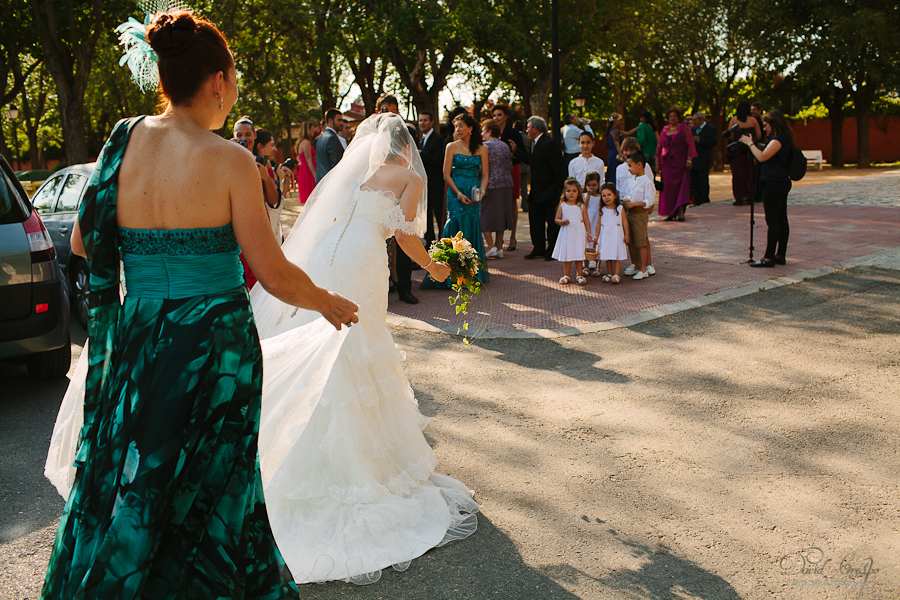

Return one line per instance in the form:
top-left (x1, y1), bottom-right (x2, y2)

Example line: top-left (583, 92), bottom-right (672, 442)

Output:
top-left (45, 113), bottom-right (480, 586)
top-left (253, 187), bottom-right (480, 585)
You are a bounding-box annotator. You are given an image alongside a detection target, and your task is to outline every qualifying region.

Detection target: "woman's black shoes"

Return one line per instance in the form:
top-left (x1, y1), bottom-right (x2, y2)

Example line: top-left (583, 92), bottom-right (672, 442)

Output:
top-left (750, 258), bottom-right (776, 268)
top-left (774, 256), bottom-right (786, 265)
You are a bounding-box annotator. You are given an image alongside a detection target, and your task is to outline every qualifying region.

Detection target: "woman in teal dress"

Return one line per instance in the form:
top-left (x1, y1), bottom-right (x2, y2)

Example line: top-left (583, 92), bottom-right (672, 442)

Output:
top-left (421, 113), bottom-right (490, 289)
top-left (41, 11), bottom-right (357, 599)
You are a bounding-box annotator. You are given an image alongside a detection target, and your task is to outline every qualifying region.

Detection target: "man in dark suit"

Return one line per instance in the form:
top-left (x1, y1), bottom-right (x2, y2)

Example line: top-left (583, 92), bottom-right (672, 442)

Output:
top-left (315, 108), bottom-right (344, 182)
top-left (523, 116), bottom-right (566, 260)
top-left (418, 110), bottom-right (446, 246)
top-left (690, 112), bottom-right (717, 205)
top-left (374, 94), bottom-right (419, 304)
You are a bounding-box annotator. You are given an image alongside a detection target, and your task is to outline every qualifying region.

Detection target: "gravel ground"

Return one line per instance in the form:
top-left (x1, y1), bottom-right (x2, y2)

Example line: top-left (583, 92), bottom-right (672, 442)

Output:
top-left (2, 265), bottom-right (898, 599)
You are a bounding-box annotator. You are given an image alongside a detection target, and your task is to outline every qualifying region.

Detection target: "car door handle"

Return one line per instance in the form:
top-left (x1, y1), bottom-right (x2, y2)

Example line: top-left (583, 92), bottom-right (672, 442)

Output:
top-left (58, 226), bottom-right (68, 234)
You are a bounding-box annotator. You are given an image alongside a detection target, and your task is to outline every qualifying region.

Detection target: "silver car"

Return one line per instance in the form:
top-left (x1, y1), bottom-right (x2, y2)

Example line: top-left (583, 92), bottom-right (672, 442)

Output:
top-left (0, 155), bottom-right (71, 379)
top-left (29, 163), bottom-right (94, 326)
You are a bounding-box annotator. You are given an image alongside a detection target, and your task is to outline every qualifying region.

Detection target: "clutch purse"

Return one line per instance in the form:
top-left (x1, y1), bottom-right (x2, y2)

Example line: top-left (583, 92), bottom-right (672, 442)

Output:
top-left (470, 186), bottom-right (483, 202)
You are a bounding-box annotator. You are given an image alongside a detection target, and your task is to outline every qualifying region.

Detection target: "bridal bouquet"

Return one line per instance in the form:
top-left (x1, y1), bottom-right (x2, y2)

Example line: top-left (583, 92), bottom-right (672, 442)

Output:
top-left (427, 232), bottom-right (486, 342)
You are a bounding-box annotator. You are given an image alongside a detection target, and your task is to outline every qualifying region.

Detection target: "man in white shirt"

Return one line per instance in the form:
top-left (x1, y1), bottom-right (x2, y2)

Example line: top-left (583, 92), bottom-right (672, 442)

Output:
top-left (621, 152), bottom-right (656, 280)
top-left (567, 131), bottom-right (604, 187)
top-left (560, 112), bottom-right (592, 165)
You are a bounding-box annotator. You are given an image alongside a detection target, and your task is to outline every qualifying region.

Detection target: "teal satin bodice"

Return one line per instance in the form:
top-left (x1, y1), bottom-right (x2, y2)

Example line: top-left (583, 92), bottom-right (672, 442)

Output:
top-left (119, 224), bottom-right (244, 299)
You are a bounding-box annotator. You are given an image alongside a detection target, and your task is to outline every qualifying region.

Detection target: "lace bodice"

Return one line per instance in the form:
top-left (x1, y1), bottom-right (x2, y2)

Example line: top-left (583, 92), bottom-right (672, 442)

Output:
top-left (356, 188), bottom-right (417, 238)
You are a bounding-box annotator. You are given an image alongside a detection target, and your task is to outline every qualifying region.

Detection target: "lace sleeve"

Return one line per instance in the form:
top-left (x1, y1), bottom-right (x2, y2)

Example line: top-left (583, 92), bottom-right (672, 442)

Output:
top-left (383, 204), bottom-right (418, 236)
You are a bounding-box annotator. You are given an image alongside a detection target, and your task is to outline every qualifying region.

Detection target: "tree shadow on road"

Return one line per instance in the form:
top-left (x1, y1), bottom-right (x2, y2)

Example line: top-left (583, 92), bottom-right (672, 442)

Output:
top-left (297, 514), bottom-right (581, 599)
top-left (538, 528), bottom-right (744, 599)
top-left (472, 338), bottom-right (632, 384)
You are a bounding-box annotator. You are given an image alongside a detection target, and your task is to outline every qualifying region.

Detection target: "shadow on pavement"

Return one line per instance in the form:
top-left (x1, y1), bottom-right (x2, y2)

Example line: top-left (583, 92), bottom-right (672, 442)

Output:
top-left (0, 364), bottom-right (69, 544)
top-left (473, 338), bottom-right (632, 384)
top-left (539, 529), bottom-right (743, 599)
top-left (298, 514), bottom-right (581, 599)
top-left (0, 324), bottom-right (85, 544)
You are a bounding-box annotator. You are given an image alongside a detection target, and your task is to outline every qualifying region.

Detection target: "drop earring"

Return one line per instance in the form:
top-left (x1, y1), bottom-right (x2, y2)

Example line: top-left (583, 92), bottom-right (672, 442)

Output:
top-left (218, 95), bottom-right (223, 110)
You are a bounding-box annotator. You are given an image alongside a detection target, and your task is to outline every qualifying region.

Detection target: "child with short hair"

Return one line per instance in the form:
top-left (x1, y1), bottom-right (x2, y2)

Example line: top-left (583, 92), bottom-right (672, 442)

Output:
top-left (583, 171), bottom-right (603, 276)
top-left (622, 152), bottom-right (656, 280)
top-left (552, 178), bottom-right (591, 285)
top-left (568, 132), bottom-right (605, 188)
top-left (619, 139), bottom-right (657, 278)
top-left (598, 183), bottom-right (630, 283)
top-left (616, 137), bottom-right (643, 191)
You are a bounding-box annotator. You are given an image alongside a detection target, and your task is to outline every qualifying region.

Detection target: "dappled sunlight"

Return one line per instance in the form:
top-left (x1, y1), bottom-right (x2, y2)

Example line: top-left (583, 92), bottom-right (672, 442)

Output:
top-left (392, 266), bottom-right (900, 598)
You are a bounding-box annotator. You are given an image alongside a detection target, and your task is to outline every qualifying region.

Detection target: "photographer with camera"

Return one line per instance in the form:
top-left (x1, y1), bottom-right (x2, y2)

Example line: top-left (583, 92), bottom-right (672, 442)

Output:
top-left (740, 110), bottom-right (794, 268)
top-left (253, 129), bottom-right (290, 244)
top-left (232, 116), bottom-right (282, 212)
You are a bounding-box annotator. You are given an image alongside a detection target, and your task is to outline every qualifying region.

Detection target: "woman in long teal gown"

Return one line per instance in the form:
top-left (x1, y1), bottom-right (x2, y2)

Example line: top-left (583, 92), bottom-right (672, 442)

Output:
top-left (421, 114), bottom-right (490, 289)
top-left (41, 11), bottom-right (357, 600)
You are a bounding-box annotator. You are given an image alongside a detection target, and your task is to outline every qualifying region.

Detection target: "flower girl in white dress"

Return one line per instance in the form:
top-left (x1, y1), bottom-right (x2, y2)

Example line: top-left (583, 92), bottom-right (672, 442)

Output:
top-left (552, 178), bottom-right (591, 285)
top-left (598, 183), bottom-right (630, 283)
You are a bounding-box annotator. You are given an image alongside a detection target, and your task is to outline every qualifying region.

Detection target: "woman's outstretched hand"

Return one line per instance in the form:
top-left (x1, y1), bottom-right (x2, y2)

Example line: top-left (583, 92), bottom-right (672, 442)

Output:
top-left (426, 261), bottom-right (452, 283)
top-left (319, 291), bottom-right (359, 330)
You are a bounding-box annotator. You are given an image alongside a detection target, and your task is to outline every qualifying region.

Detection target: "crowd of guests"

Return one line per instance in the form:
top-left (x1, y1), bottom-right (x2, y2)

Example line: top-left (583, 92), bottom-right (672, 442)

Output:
top-left (243, 96), bottom-right (795, 294)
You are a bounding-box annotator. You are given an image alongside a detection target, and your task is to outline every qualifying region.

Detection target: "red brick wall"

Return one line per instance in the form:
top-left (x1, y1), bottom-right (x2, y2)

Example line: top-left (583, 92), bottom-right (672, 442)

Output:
top-left (791, 116), bottom-right (900, 164)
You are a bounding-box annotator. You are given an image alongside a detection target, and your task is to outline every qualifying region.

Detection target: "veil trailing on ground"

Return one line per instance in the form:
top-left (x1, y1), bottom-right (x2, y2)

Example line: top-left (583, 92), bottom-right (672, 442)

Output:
top-left (250, 112), bottom-right (428, 340)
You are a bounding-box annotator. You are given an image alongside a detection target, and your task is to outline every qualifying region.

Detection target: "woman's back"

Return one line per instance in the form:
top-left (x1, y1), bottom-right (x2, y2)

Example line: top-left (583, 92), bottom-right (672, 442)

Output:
top-left (116, 116), bottom-right (244, 230)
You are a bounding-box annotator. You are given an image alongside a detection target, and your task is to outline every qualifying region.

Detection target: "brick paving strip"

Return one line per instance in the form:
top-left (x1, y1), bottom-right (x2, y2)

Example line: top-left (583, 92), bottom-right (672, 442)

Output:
top-left (277, 169), bottom-right (899, 339)
top-left (384, 169), bottom-right (900, 338)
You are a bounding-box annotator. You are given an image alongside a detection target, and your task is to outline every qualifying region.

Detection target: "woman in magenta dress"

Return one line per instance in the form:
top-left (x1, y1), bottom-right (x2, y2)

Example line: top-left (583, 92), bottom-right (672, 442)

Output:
top-left (655, 106), bottom-right (697, 221)
top-left (294, 122), bottom-right (318, 204)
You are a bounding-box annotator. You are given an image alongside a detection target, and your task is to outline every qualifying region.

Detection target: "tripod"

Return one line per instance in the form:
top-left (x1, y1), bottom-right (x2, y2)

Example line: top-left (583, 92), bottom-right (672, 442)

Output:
top-left (746, 153), bottom-right (758, 263)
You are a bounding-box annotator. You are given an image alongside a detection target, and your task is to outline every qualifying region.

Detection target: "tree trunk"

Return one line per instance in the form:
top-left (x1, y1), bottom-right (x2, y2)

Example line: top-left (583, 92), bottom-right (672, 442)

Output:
top-left (529, 76), bottom-right (551, 122)
top-left (309, 16), bottom-right (336, 112)
top-left (855, 95), bottom-right (871, 169)
top-left (821, 85), bottom-right (845, 168)
top-left (20, 70), bottom-right (47, 169)
top-left (0, 127), bottom-right (10, 164)
top-left (29, 0), bottom-right (99, 165)
top-left (390, 41), bottom-right (461, 122)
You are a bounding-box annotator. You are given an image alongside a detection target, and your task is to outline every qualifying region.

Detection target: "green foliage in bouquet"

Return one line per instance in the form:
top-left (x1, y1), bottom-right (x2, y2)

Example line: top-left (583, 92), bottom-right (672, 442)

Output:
top-left (427, 232), bottom-right (486, 344)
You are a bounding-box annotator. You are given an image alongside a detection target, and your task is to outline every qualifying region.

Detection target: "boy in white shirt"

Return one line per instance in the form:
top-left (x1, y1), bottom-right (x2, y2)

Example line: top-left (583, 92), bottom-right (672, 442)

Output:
top-left (618, 138), bottom-right (656, 277)
top-left (568, 131), bottom-right (605, 187)
top-left (621, 152), bottom-right (657, 280)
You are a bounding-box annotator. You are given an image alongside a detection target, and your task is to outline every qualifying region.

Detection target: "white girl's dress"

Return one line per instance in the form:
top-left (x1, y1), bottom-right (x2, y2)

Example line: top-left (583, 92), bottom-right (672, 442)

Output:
top-left (599, 206), bottom-right (628, 260)
top-left (584, 193), bottom-right (601, 249)
top-left (551, 202), bottom-right (587, 262)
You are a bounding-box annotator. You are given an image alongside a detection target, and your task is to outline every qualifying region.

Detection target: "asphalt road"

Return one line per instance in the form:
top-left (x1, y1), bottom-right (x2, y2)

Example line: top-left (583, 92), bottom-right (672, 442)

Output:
top-left (2, 265), bottom-right (898, 599)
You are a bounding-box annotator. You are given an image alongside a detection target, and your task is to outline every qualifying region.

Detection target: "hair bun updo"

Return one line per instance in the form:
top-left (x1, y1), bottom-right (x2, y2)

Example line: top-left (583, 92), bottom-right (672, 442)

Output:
top-left (148, 11), bottom-right (198, 58)
top-left (141, 10), bottom-right (232, 106)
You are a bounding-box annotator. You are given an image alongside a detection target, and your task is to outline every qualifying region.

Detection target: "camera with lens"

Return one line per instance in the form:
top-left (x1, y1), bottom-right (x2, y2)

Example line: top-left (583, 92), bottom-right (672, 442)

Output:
top-left (237, 139), bottom-right (250, 149)
top-left (726, 140), bottom-right (749, 160)
top-left (282, 157), bottom-right (296, 171)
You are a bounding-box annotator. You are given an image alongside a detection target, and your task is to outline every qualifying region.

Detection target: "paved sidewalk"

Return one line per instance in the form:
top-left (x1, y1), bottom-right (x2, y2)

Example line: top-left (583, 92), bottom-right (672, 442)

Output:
top-left (279, 170), bottom-right (900, 338)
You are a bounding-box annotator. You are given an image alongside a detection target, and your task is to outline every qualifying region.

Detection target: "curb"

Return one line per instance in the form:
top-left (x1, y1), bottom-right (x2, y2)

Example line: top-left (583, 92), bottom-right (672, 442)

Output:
top-left (386, 246), bottom-right (900, 339)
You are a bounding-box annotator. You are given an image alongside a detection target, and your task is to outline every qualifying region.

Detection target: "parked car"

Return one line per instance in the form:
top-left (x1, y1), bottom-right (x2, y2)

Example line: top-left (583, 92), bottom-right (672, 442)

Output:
top-left (0, 154), bottom-right (71, 379)
top-left (29, 163), bottom-right (95, 327)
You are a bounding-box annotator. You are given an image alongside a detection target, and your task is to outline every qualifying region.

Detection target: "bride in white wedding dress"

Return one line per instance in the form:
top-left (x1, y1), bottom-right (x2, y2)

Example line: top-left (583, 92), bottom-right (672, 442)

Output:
top-left (44, 112), bottom-right (480, 587)
top-left (250, 113), bottom-right (480, 585)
